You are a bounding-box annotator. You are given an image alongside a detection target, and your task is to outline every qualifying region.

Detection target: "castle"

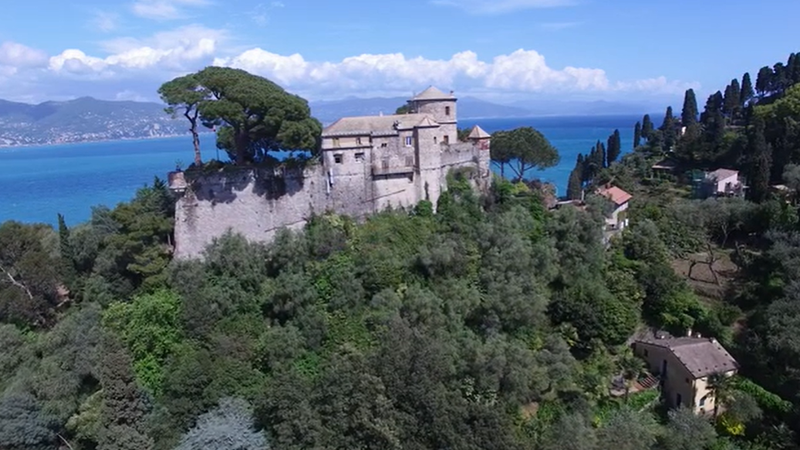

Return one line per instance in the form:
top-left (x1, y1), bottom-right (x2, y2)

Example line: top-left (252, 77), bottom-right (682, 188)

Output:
top-left (168, 86), bottom-right (493, 259)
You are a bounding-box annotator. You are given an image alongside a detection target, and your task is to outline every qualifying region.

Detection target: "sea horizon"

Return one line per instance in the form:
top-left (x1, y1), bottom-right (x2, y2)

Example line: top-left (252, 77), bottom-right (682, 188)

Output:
top-left (0, 114), bottom-right (648, 227)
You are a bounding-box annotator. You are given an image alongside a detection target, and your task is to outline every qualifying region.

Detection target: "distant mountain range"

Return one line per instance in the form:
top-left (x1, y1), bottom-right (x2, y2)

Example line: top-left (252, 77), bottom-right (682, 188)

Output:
top-left (0, 95), bottom-right (658, 147)
top-left (0, 97), bottom-right (198, 147)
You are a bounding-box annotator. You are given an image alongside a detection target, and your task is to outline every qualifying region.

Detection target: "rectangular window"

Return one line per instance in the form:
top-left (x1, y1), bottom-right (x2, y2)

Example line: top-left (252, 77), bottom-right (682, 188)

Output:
top-left (332, 138), bottom-right (340, 148)
top-left (434, 136), bottom-right (438, 144)
top-left (405, 136), bottom-right (413, 147)
top-left (443, 135), bottom-right (450, 144)
top-left (381, 142), bottom-right (388, 148)
top-left (333, 154), bottom-right (343, 164)
top-left (355, 152), bottom-right (365, 162)
top-left (445, 106), bottom-right (451, 116)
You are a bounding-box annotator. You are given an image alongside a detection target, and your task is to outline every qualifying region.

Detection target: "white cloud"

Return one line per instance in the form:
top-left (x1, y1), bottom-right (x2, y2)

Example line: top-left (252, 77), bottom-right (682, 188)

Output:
top-left (432, 0), bottom-right (577, 14)
top-left (213, 48), bottom-right (691, 99)
top-left (115, 89), bottom-right (150, 101)
top-left (132, 0), bottom-right (211, 20)
top-left (91, 11), bottom-right (120, 32)
top-left (49, 25), bottom-right (223, 76)
top-left (0, 33), bottom-right (697, 103)
top-left (0, 42), bottom-right (48, 70)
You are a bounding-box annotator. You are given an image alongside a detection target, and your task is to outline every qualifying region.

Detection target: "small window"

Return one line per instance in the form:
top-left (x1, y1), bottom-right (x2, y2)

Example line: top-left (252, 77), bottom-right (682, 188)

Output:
top-left (381, 142), bottom-right (388, 148)
top-left (443, 135), bottom-right (450, 144)
top-left (686, 378), bottom-right (691, 384)
top-left (643, 349), bottom-right (648, 357)
top-left (356, 137), bottom-right (362, 145)
top-left (333, 154), bottom-right (343, 164)
top-left (332, 138), bottom-right (340, 148)
top-left (355, 152), bottom-right (365, 162)
top-left (445, 106), bottom-right (451, 116)
top-left (434, 136), bottom-right (438, 144)
top-left (405, 136), bottom-right (413, 147)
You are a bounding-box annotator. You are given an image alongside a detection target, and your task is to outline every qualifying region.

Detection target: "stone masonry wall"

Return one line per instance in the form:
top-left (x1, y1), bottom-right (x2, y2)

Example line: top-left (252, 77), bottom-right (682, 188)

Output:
top-left (172, 142), bottom-right (490, 260)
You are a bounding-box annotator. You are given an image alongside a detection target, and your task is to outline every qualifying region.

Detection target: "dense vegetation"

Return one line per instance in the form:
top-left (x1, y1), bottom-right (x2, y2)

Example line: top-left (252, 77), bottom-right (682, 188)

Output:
top-left (4, 56), bottom-right (800, 449)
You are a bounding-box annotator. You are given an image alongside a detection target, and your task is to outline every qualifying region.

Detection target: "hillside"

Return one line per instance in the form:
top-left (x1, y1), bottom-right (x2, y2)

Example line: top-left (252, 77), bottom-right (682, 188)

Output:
top-left (0, 97), bottom-right (196, 147)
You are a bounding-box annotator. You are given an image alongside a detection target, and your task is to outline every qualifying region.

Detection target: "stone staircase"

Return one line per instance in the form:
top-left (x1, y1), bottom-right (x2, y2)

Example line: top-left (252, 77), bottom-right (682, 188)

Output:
top-left (634, 374), bottom-right (659, 391)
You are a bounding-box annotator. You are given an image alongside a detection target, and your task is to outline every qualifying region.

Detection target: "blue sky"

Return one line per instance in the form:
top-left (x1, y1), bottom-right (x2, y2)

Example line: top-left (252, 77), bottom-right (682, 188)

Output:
top-left (0, 0), bottom-right (798, 106)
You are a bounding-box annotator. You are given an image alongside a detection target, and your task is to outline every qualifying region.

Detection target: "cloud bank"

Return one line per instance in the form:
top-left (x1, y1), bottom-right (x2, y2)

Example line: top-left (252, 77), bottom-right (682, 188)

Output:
top-left (0, 27), bottom-right (699, 103)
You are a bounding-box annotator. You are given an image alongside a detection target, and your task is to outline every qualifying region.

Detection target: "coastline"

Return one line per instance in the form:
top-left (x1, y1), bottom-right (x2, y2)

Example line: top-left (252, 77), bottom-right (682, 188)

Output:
top-left (0, 131), bottom-right (216, 151)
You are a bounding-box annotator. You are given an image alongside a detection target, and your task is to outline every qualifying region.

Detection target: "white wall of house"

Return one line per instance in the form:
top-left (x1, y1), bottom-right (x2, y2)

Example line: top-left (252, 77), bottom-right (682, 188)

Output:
top-left (606, 201), bottom-right (629, 230)
top-left (714, 174), bottom-right (739, 194)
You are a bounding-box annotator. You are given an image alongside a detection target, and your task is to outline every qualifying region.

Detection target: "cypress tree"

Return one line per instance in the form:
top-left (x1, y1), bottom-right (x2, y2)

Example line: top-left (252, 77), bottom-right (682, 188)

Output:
top-left (606, 129), bottom-right (621, 165)
top-left (740, 72), bottom-right (755, 106)
top-left (756, 66), bottom-right (773, 96)
top-left (701, 92), bottom-right (724, 124)
top-left (681, 89), bottom-right (698, 126)
top-left (598, 141), bottom-right (607, 169)
top-left (724, 80), bottom-right (740, 115)
top-left (661, 106), bottom-right (676, 150)
top-left (634, 121), bottom-right (642, 149)
top-left (789, 52), bottom-right (800, 85)
top-left (57, 213), bottom-right (76, 288)
top-left (567, 168), bottom-right (583, 200)
top-left (747, 117), bottom-right (772, 203)
top-left (661, 106), bottom-right (674, 130)
top-left (773, 62), bottom-right (788, 93)
top-left (642, 115), bottom-right (654, 140)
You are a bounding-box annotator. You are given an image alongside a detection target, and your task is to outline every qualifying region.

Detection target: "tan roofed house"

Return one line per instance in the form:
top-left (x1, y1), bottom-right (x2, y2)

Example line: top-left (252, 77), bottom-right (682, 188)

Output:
top-left (596, 185), bottom-right (632, 232)
top-left (632, 335), bottom-right (739, 414)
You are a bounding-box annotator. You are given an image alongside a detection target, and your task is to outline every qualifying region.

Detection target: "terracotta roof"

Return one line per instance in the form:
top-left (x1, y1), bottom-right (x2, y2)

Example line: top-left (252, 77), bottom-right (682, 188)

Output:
top-left (411, 86), bottom-right (455, 101)
top-left (596, 185), bottom-right (632, 206)
top-left (636, 337), bottom-right (739, 378)
top-left (322, 113), bottom-right (437, 136)
top-left (468, 125), bottom-right (491, 139)
top-left (707, 168), bottom-right (738, 182)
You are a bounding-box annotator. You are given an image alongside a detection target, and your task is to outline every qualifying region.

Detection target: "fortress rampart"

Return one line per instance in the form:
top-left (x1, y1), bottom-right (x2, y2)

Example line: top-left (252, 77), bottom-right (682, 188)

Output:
top-left (169, 87), bottom-right (492, 259)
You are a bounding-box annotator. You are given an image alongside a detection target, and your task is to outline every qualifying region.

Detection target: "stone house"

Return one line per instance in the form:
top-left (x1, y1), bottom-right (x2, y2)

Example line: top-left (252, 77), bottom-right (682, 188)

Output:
top-left (632, 334), bottom-right (739, 414)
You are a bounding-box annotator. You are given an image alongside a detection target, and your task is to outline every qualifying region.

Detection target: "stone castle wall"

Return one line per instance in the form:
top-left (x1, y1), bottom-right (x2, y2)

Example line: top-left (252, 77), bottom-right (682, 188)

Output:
top-left (171, 142), bottom-right (490, 260)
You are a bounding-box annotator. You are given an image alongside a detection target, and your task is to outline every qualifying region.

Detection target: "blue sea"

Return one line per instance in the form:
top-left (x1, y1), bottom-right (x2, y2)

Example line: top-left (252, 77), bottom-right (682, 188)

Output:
top-left (0, 115), bottom-right (640, 227)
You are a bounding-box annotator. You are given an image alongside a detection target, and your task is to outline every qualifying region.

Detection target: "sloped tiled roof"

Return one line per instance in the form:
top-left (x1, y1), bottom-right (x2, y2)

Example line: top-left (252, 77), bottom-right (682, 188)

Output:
top-left (416, 116), bottom-right (439, 128)
top-left (411, 86), bottom-right (455, 101)
top-left (596, 185), bottom-right (632, 206)
top-left (636, 337), bottom-right (739, 378)
top-left (468, 125), bottom-right (491, 139)
top-left (707, 168), bottom-right (738, 182)
top-left (322, 113), bottom-right (437, 136)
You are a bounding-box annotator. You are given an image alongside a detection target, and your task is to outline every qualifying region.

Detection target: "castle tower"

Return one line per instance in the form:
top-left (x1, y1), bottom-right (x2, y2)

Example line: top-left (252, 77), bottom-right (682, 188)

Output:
top-left (407, 86), bottom-right (457, 145)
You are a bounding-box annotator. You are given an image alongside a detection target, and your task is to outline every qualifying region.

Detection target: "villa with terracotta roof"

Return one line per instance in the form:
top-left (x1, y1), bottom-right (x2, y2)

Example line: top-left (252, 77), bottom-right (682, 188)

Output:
top-left (596, 184), bottom-right (632, 232)
top-left (632, 333), bottom-right (739, 414)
